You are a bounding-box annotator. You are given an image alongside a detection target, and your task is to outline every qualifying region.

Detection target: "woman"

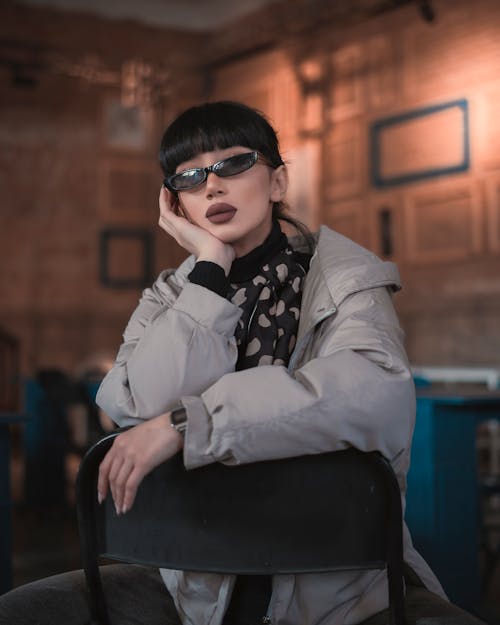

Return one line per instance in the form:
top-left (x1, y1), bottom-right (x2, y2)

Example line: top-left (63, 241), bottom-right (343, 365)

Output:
top-left (0, 101), bottom-right (445, 625)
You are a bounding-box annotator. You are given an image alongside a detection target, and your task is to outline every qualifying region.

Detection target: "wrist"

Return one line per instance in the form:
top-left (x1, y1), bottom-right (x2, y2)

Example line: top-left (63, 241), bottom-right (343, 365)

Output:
top-left (197, 245), bottom-right (234, 276)
top-left (155, 412), bottom-right (184, 451)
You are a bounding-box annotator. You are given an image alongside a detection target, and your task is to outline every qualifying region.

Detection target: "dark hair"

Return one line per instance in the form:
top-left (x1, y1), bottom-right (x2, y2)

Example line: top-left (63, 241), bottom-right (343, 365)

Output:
top-left (159, 101), bottom-right (313, 248)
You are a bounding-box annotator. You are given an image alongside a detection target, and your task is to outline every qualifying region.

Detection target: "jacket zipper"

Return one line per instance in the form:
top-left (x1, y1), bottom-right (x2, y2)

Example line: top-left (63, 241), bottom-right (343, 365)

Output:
top-left (247, 298), bottom-right (260, 334)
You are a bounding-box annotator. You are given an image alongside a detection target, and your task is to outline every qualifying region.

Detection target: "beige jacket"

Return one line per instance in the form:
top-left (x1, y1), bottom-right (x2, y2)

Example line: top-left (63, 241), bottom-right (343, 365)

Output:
top-left (97, 226), bottom-right (446, 625)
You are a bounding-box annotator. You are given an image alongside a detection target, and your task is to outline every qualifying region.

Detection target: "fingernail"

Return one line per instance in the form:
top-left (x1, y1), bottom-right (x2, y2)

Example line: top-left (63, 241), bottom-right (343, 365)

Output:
top-left (97, 492), bottom-right (103, 504)
top-left (115, 504), bottom-right (120, 516)
top-left (122, 505), bottom-right (128, 515)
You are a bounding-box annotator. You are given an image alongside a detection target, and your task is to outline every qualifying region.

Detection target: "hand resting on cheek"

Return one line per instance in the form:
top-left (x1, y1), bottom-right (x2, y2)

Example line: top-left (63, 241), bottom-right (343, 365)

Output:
top-left (158, 187), bottom-right (235, 275)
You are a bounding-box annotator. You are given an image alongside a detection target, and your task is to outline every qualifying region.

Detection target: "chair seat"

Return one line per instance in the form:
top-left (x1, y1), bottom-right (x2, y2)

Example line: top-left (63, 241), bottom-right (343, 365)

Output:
top-left (361, 586), bottom-right (486, 625)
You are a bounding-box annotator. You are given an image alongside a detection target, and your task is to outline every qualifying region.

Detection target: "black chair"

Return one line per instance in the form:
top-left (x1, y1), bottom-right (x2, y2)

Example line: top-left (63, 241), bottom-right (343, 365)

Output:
top-left (77, 430), bottom-right (406, 625)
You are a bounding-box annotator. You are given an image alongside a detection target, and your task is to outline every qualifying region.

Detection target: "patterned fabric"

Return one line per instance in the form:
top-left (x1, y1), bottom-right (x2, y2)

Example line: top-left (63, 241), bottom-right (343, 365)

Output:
top-left (227, 246), bottom-right (307, 371)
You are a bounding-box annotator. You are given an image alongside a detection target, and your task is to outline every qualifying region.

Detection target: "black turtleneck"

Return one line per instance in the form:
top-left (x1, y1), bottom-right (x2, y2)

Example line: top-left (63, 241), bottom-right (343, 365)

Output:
top-left (188, 221), bottom-right (310, 295)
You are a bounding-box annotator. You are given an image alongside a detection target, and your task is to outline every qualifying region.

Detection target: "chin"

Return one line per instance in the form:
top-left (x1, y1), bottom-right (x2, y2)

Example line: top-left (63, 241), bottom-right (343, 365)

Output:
top-left (205, 222), bottom-right (246, 241)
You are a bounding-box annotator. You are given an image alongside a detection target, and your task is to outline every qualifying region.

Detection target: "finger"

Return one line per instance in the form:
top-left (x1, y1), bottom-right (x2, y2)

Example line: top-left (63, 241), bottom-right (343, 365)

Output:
top-left (159, 186), bottom-right (178, 217)
top-left (112, 459), bottom-right (134, 514)
top-left (97, 448), bottom-right (115, 503)
top-left (122, 466), bottom-right (145, 513)
top-left (108, 456), bottom-right (127, 513)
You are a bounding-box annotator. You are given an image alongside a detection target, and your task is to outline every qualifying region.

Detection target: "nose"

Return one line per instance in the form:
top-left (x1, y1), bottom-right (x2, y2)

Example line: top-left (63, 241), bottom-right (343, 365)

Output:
top-left (205, 171), bottom-right (226, 199)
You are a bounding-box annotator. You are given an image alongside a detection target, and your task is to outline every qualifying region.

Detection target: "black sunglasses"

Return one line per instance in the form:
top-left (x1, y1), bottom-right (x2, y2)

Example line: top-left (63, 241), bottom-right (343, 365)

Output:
top-left (164, 151), bottom-right (263, 193)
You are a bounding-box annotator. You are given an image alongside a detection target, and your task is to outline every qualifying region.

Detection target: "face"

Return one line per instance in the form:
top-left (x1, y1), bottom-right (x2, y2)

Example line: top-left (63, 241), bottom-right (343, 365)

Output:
top-left (175, 146), bottom-right (287, 257)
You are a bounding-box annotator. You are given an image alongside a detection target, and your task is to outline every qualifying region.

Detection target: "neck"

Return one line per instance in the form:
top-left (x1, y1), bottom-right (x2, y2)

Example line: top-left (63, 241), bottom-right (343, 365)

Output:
top-left (233, 218), bottom-right (273, 258)
top-left (229, 220), bottom-right (288, 283)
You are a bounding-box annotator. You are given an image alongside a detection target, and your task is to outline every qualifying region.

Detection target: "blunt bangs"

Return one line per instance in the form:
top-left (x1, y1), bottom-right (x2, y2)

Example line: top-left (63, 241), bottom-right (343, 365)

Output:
top-left (159, 101), bottom-right (283, 176)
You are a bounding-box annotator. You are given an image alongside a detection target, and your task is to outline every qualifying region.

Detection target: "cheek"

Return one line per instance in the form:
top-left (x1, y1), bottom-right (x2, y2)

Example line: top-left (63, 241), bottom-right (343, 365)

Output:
top-left (240, 176), bottom-right (273, 206)
top-left (177, 198), bottom-right (198, 223)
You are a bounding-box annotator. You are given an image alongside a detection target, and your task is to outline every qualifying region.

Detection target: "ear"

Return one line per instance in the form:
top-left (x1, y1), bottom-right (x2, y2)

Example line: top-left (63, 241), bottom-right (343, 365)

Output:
top-left (269, 165), bottom-right (288, 202)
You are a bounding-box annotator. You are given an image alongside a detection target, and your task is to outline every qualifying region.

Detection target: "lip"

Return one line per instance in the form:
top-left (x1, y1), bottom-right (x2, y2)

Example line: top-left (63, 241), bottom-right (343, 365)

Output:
top-left (205, 203), bottom-right (237, 224)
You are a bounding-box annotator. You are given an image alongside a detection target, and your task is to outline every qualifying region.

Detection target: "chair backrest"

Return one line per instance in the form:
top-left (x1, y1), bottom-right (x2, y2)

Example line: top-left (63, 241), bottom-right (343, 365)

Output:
top-left (77, 430), bottom-right (405, 625)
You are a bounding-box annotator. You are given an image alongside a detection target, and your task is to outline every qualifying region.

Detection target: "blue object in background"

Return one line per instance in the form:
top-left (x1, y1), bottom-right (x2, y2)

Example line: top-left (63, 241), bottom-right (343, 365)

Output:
top-left (23, 375), bottom-right (72, 506)
top-left (85, 381), bottom-right (101, 403)
top-left (406, 391), bottom-right (500, 610)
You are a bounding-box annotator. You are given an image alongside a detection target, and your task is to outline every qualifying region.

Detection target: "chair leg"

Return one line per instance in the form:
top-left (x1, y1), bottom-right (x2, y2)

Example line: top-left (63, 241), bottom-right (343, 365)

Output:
top-left (481, 533), bottom-right (500, 595)
top-left (387, 561), bottom-right (406, 625)
top-left (76, 453), bottom-right (111, 625)
top-left (82, 555), bottom-right (111, 625)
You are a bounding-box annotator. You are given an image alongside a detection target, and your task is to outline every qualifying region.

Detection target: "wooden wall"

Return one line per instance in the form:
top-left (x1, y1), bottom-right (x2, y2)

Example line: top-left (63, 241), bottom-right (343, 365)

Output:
top-left (0, 3), bottom-right (203, 375)
top-left (207, 0), bottom-right (500, 366)
top-left (1, 0), bottom-right (499, 375)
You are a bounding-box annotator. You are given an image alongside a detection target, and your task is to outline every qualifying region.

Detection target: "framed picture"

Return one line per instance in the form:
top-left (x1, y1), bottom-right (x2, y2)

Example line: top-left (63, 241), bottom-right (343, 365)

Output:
top-left (99, 227), bottom-right (154, 289)
top-left (102, 98), bottom-right (151, 151)
top-left (370, 99), bottom-right (470, 188)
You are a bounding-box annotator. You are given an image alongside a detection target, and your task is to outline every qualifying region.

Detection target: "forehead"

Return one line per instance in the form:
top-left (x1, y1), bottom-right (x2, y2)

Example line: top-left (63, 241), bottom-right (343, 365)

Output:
top-left (176, 146), bottom-right (252, 171)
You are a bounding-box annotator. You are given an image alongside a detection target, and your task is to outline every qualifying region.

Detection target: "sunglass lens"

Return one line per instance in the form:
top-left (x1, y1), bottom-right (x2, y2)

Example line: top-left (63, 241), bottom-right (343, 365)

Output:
top-left (169, 169), bottom-right (206, 191)
top-left (167, 152), bottom-right (258, 191)
top-left (216, 152), bottom-right (257, 177)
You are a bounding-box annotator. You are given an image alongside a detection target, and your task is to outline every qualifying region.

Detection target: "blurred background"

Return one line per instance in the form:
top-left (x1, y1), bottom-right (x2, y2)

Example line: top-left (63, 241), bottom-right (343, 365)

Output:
top-left (1, 0), bottom-right (500, 621)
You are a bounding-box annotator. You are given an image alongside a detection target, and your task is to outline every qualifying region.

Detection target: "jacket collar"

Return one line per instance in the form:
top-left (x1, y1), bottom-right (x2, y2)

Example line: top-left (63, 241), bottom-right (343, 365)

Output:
top-left (291, 226), bottom-right (401, 340)
top-left (159, 226), bottom-right (401, 330)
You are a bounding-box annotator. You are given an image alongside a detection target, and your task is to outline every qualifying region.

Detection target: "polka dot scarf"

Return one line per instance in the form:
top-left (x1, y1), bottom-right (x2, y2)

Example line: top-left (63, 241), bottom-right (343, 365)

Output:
top-left (227, 224), bottom-right (309, 370)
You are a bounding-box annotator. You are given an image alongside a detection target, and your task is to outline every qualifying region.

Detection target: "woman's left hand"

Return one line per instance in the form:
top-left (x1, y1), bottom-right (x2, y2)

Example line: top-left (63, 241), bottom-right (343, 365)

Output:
top-left (97, 413), bottom-right (183, 515)
top-left (158, 187), bottom-right (235, 273)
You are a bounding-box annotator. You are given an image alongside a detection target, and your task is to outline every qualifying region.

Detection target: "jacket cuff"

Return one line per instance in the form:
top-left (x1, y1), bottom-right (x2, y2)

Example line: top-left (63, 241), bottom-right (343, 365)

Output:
top-left (171, 282), bottom-right (241, 337)
top-left (182, 395), bottom-right (215, 469)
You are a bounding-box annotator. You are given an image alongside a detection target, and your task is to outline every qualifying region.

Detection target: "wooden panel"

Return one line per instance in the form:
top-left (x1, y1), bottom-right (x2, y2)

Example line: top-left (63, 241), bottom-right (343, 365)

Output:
top-left (324, 121), bottom-right (363, 201)
top-left (101, 98), bottom-right (152, 152)
top-left (402, 4), bottom-right (483, 99)
top-left (485, 175), bottom-right (500, 253)
top-left (212, 49), bottom-right (318, 220)
top-left (329, 44), bottom-right (364, 122)
top-left (285, 139), bottom-right (322, 231)
top-left (301, 93), bottom-right (324, 136)
top-left (476, 83), bottom-right (500, 171)
top-left (403, 180), bottom-right (482, 263)
top-left (210, 49), bottom-right (300, 151)
top-left (366, 35), bottom-right (396, 111)
top-left (323, 199), bottom-right (366, 248)
top-left (99, 158), bottom-right (158, 224)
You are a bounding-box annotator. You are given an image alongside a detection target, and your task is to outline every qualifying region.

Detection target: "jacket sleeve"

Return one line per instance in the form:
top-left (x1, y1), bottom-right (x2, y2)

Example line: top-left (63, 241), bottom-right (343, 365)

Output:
top-left (182, 286), bottom-right (415, 469)
top-left (96, 281), bottom-right (242, 426)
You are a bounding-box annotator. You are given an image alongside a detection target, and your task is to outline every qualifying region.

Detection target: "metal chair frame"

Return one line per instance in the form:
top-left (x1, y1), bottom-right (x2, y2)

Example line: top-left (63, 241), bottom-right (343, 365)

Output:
top-left (77, 430), bottom-right (406, 625)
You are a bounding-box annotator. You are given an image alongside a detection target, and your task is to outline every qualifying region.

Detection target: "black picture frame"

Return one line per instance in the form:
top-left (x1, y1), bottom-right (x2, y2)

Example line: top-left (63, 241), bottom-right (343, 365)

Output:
top-left (370, 99), bottom-right (470, 188)
top-left (99, 227), bottom-right (153, 289)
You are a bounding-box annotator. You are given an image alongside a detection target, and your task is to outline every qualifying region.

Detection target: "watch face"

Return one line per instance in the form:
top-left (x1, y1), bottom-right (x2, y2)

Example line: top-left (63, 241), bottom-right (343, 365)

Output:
top-left (171, 406), bottom-right (187, 435)
top-left (171, 407), bottom-right (187, 425)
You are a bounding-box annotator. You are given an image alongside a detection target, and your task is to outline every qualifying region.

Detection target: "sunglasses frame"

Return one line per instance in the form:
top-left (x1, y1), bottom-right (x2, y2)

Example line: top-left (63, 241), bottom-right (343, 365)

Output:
top-left (163, 151), bottom-right (261, 193)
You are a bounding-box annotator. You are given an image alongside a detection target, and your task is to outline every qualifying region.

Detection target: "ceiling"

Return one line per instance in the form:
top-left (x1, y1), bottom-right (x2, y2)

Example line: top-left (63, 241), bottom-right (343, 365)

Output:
top-left (14, 0), bottom-right (282, 31)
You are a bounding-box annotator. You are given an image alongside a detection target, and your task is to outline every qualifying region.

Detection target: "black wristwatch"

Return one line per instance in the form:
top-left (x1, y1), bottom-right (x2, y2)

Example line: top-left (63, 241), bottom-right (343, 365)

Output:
top-left (170, 403), bottom-right (187, 437)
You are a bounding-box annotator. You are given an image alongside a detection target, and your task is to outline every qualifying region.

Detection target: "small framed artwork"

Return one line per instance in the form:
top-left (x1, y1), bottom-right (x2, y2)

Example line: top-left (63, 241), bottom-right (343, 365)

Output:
top-left (99, 227), bottom-right (154, 289)
top-left (102, 98), bottom-right (151, 151)
top-left (370, 99), bottom-right (470, 188)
